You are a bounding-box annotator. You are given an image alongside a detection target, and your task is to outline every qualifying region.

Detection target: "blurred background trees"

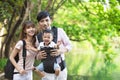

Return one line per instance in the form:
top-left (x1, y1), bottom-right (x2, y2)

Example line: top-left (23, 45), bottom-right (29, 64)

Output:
top-left (0, 0), bottom-right (66, 58)
top-left (0, 0), bottom-right (120, 79)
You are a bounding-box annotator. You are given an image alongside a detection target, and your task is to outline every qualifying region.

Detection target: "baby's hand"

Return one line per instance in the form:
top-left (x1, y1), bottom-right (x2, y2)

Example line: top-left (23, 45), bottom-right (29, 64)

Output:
top-left (55, 41), bottom-right (61, 49)
top-left (57, 41), bottom-right (61, 46)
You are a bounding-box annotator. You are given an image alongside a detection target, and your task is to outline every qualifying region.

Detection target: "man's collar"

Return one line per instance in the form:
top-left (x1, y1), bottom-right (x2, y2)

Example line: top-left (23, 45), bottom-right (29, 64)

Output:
top-left (47, 26), bottom-right (51, 30)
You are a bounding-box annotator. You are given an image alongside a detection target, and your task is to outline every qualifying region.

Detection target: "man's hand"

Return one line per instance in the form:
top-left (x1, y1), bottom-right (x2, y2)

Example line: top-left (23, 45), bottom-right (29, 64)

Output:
top-left (37, 50), bottom-right (47, 60)
top-left (50, 48), bottom-right (60, 57)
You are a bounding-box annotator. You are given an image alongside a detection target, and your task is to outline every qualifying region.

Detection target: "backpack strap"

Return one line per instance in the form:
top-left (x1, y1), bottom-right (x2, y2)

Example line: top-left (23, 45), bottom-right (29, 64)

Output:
top-left (22, 40), bottom-right (26, 69)
top-left (52, 26), bottom-right (58, 43)
top-left (37, 32), bottom-right (43, 43)
top-left (37, 26), bottom-right (58, 43)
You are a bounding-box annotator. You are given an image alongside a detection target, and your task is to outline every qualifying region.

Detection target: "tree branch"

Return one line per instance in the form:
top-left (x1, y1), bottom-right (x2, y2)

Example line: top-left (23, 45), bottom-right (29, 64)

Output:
top-left (0, 34), bottom-right (7, 37)
top-left (51, 0), bottom-right (66, 16)
top-left (45, 0), bottom-right (53, 11)
top-left (37, 0), bottom-right (41, 12)
top-left (79, 1), bottom-right (96, 16)
top-left (70, 38), bottom-right (87, 42)
top-left (55, 0), bottom-right (65, 10)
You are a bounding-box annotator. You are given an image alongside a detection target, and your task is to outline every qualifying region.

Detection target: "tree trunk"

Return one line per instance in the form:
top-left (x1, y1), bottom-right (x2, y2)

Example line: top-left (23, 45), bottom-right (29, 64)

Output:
top-left (37, 0), bottom-right (41, 13)
top-left (4, 0), bottom-right (27, 58)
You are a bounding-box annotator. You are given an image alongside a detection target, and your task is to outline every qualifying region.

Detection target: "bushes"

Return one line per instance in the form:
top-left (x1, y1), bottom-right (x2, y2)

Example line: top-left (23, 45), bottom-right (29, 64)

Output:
top-left (0, 58), bottom-right (7, 72)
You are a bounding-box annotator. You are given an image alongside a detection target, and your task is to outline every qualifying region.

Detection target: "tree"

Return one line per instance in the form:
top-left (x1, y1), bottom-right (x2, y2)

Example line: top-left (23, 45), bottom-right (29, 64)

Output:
top-left (53, 0), bottom-right (120, 77)
top-left (0, 0), bottom-right (28, 58)
top-left (0, 0), bottom-right (66, 58)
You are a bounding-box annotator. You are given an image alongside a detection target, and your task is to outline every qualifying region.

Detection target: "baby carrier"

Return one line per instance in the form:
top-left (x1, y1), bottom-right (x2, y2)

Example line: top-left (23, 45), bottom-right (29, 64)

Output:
top-left (37, 26), bottom-right (66, 73)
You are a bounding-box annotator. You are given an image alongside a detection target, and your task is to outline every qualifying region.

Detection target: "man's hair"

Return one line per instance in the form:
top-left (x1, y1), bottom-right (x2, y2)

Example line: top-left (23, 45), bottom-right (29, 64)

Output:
top-left (42, 29), bottom-right (54, 36)
top-left (37, 11), bottom-right (50, 22)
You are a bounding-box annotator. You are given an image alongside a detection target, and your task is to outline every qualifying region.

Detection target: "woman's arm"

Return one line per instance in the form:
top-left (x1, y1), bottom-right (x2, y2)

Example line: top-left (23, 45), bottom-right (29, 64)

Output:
top-left (9, 48), bottom-right (26, 74)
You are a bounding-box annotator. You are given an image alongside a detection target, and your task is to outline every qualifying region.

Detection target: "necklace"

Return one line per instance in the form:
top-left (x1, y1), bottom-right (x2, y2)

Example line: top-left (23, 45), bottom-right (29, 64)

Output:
top-left (25, 39), bottom-right (33, 46)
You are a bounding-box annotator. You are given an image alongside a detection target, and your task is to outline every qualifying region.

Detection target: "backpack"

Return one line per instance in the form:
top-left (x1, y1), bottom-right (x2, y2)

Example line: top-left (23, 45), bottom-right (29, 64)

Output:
top-left (36, 26), bottom-right (66, 73)
top-left (4, 40), bottom-right (26, 80)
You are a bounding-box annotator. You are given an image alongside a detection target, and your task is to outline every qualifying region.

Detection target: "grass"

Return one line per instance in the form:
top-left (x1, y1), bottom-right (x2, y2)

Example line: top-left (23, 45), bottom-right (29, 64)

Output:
top-left (66, 41), bottom-right (96, 75)
top-left (0, 58), bottom-right (7, 72)
top-left (66, 41), bottom-right (120, 80)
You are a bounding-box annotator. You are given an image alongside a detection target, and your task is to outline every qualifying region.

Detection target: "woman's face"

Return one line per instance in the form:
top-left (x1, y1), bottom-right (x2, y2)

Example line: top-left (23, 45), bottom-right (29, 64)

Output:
top-left (42, 33), bottom-right (53, 45)
top-left (38, 16), bottom-right (52, 30)
top-left (25, 25), bottom-right (36, 37)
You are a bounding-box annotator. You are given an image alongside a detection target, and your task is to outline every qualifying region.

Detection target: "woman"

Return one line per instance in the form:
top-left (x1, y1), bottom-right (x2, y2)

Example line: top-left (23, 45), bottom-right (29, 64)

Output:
top-left (9, 21), bottom-right (38, 80)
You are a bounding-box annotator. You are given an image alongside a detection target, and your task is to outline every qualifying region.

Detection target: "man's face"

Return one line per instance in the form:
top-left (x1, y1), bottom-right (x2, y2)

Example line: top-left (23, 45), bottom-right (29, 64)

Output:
top-left (38, 16), bottom-right (52, 30)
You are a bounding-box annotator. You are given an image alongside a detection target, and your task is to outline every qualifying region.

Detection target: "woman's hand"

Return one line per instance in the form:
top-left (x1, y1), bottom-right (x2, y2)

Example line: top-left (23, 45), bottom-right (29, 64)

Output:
top-left (26, 45), bottom-right (39, 53)
top-left (19, 69), bottom-right (26, 75)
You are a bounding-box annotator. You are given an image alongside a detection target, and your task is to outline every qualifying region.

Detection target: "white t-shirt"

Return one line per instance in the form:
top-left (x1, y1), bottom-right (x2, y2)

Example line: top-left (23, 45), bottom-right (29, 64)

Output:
top-left (37, 41), bottom-right (56, 50)
top-left (14, 40), bottom-right (37, 72)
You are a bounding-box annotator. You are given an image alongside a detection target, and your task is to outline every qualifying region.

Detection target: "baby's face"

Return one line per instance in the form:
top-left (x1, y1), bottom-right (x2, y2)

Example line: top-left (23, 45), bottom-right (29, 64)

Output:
top-left (42, 33), bottom-right (53, 45)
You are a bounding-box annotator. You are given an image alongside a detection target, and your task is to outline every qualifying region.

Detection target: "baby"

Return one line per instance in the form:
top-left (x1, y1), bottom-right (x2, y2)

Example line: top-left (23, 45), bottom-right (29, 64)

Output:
top-left (34, 29), bottom-right (61, 78)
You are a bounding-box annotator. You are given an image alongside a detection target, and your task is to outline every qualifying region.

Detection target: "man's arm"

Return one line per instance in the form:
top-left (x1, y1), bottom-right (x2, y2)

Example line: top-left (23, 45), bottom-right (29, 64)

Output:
top-left (51, 28), bottom-right (72, 56)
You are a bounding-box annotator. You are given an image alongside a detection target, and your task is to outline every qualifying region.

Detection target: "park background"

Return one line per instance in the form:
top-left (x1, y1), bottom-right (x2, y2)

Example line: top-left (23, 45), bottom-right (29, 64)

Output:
top-left (0, 0), bottom-right (120, 80)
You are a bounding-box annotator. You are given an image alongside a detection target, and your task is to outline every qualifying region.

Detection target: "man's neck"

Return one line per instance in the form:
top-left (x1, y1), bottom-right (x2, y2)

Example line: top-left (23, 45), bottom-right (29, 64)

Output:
top-left (41, 26), bottom-right (51, 32)
top-left (47, 26), bottom-right (51, 30)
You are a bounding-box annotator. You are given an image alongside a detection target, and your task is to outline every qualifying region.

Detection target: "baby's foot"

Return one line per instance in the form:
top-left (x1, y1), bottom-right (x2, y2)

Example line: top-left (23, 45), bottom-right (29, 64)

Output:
top-left (55, 69), bottom-right (60, 76)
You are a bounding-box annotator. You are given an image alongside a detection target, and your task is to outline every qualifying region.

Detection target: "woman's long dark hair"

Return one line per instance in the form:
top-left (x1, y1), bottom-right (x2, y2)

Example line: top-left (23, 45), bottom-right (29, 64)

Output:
top-left (19, 21), bottom-right (36, 47)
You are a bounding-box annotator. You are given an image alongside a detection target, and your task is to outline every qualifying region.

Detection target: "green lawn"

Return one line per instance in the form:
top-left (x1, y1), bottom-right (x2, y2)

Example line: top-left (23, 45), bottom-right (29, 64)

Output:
top-left (66, 41), bottom-right (120, 80)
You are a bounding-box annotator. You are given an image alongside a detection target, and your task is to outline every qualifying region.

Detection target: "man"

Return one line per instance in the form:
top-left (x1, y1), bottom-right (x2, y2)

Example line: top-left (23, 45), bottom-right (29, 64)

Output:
top-left (36, 11), bottom-right (72, 80)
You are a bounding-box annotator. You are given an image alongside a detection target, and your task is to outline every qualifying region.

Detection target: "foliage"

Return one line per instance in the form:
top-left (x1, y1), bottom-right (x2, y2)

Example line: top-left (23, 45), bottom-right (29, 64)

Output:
top-left (53, 0), bottom-right (120, 79)
top-left (0, 41), bottom-right (120, 80)
top-left (0, 0), bottom-right (120, 79)
top-left (0, 58), bottom-right (7, 71)
top-left (0, 0), bottom-right (66, 58)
